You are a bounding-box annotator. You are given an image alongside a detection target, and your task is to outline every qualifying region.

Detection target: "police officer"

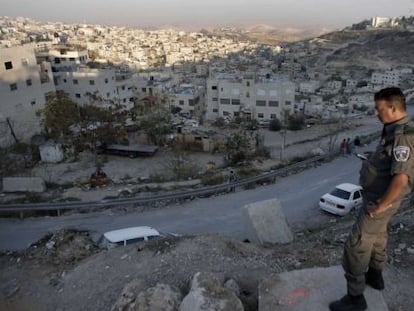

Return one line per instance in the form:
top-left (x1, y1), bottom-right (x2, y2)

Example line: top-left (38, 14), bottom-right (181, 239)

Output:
top-left (330, 87), bottom-right (414, 311)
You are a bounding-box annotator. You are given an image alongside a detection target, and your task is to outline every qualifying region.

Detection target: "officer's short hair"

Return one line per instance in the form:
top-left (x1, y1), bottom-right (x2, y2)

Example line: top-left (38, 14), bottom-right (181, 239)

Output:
top-left (374, 87), bottom-right (406, 111)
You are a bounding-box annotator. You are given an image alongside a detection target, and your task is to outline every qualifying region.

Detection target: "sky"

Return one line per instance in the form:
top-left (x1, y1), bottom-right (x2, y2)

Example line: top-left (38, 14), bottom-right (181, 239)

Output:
top-left (1, 0), bottom-right (414, 30)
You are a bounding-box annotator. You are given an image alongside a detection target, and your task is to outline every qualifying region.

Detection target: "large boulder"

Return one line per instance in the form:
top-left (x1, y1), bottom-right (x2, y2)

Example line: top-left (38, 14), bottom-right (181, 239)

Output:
top-left (112, 281), bottom-right (182, 311)
top-left (243, 199), bottom-right (293, 245)
top-left (111, 279), bottom-right (146, 311)
top-left (134, 283), bottom-right (182, 311)
top-left (2, 177), bottom-right (46, 193)
top-left (258, 266), bottom-right (388, 311)
top-left (179, 272), bottom-right (244, 311)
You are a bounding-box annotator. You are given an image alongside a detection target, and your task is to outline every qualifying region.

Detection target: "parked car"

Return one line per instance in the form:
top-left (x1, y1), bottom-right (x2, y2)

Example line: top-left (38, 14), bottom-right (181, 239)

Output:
top-left (319, 183), bottom-right (363, 216)
top-left (99, 226), bottom-right (161, 248)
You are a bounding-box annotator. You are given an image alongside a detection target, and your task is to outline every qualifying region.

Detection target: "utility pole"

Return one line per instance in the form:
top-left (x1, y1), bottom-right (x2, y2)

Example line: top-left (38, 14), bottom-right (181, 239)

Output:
top-left (279, 129), bottom-right (287, 161)
top-left (6, 118), bottom-right (19, 143)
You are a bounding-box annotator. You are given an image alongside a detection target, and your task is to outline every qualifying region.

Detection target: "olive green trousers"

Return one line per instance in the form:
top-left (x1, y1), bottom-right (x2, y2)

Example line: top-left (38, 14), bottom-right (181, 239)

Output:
top-left (342, 201), bottom-right (400, 296)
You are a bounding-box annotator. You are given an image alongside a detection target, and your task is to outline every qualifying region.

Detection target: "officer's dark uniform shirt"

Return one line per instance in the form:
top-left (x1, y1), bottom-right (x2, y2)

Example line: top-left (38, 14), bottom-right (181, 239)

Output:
top-left (359, 115), bottom-right (414, 202)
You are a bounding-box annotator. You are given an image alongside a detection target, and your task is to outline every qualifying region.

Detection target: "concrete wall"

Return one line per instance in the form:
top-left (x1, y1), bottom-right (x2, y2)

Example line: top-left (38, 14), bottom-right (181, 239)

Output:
top-left (0, 44), bottom-right (55, 146)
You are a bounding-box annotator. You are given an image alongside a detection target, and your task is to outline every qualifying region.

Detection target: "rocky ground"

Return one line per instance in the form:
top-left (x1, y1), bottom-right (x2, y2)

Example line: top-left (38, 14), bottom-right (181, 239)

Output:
top-left (0, 202), bottom-right (413, 311)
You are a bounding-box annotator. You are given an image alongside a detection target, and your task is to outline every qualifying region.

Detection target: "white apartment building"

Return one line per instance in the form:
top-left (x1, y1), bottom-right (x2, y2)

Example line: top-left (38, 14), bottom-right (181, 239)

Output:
top-left (371, 70), bottom-right (401, 86)
top-left (36, 45), bottom-right (135, 110)
top-left (346, 79), bottom-right (358, 88)
top-left (327, 80), bottom-right (343, 90)
top-left (206, 74), bottom-right (295, 121)
top-left (55, 68), bottom-right (135, 110)
top-left (299, 81), bottom-right (320, 93)
top-left (371, 17), bottom-right (398, 28)
top-left (0, 44), bottom-right (55, 146)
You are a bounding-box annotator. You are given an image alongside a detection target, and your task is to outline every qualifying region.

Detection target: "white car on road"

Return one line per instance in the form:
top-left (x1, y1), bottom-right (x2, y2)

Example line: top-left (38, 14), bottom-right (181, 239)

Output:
top-left (319, 183), bottom-right (363, 216)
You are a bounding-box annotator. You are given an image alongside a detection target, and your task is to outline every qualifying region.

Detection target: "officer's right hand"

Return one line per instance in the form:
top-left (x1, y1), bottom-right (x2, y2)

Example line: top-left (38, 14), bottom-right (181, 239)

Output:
top-left (363, 151), bottom-right (373, 159)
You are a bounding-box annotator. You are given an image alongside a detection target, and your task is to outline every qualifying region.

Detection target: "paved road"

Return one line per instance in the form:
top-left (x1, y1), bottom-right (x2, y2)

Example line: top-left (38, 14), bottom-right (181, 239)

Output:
top-left (0, 151), bottom-right (366, 251)
top-left (3, 107), bottom-right (414, 252)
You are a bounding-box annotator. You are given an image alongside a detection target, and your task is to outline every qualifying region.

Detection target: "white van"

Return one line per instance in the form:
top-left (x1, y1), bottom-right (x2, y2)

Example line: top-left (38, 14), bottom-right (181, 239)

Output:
top-left (100, 226), bottom-right (161, 248)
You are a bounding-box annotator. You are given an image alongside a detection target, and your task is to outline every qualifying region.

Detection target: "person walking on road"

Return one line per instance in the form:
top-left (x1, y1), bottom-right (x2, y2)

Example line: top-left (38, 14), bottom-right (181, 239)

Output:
top-left (330, 87), bottom-right (414, 311)
top-left (340, 139), bottom-right (347, 157)
top-left (346, 137), bottom-right (352, 155)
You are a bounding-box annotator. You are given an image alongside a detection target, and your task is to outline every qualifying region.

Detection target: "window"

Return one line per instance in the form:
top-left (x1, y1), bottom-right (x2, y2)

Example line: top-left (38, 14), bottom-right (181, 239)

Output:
top-left (69, 57), bottom-right (75, 62)
top-left (10, 83), bottom-right (17, 91)
top-left (285, 101), bottom-right (291, 105)
top-left (223, 111), bottom-right (230, 116)
top-left (189, 99), bottom-right (195, 106)
top-left (213, 108), bottom-right (218, 112)
top-left (212, 85), bottom-right (217, 90)
top-left (26, 79), bottom-right (32, 86)
top-left (221, 88), bottom-right (223, 92)
top-left (270, 114), bottom-right (277, 119)
top-left (246, 92), bottom-right (250, 98)
top-left (63, 79), bottom-right (67, 83)
top-left (256, 100), bottom-right (266, 107)
top-left (75, 93), bottom-right (81, 98)
top-left (269, 101), bottom-right (279, 107)
top-left (89, 80), bottom-right (95, 85)
top-left (54, 58), bottom-right (60, 64)
top-left (142, 87), bottom-right (147, 92)
top-left (220, 98), bottom-right (230, 105)
top-left (4, 61), bottom-right (13, 70)
top-left (258, 113), bottom-right (264, 118)
top-left (105, 78), bottom-right (109, 84)
top-left (212, 97), bottom-right (218, 101)
top-left (73, 79), bottom-right (78, 85)
top-left (107, 92), bottom-right (110, 97)
top-left (231, 99), bottom-right (240, 105)
top-left (246, 81), bottom-right (250, 87)
top-left (353, 191), bottom-right (361, 200)
top-left (21, 59), bottom-right (29, 66)
top-left (234, 112), bottom-right (240, 117)
top-left (179, 100), bottom-right (184, 106)
top-left (123, 98), bottom-right (126, 103)
top-left (30, 100), bottom-right (36, 106)
top-left (330, 188), bottom-right (351, 200)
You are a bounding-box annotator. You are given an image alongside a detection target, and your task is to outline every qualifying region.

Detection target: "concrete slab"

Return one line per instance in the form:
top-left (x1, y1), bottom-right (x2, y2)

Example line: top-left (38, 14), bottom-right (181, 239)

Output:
top-left (243, 199), bottom-right (293, 245)
top-left (259, 266), bottom-right (388, 311)
top-left (2, 177), bottom-right (46, 193)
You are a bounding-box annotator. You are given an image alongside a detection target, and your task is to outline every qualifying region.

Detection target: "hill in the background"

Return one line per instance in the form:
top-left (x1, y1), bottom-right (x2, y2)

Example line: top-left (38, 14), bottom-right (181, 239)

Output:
top-left (321, 29), bottom-right (414, 68)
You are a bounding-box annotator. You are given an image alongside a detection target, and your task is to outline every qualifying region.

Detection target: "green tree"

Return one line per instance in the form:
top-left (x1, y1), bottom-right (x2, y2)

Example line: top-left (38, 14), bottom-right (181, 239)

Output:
top-left (41, 91), bottom-right (80, 140)
top-left (269, 118), bottom-right (282, 131)
top-left (224, 131), bottom-right (252, 165)
top-left (288, 114), bottom-right (305, 131)
top-left (139, 105), bottom-right (173, 146)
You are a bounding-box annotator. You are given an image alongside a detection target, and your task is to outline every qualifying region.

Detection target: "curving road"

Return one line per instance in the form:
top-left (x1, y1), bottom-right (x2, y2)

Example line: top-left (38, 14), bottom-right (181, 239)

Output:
top-left (2, 106), bottom-right (414, 252)
top-left (0, 152), bottom-right (365, 251)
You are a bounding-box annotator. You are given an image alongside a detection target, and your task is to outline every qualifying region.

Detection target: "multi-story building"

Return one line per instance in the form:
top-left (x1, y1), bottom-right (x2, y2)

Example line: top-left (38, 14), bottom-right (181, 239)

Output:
top-left (36, 45), bottom-right (135, 110)
top-left (299, 81), bottom-right (320, 93)
top-left (206, 74), bottom-right (295, 121)
top-left (0, 44), bottom-right (55, 146)
top-left (371, 17), bottom-right (398, 28)
top-left (371, 70), bottom-right (401, 86)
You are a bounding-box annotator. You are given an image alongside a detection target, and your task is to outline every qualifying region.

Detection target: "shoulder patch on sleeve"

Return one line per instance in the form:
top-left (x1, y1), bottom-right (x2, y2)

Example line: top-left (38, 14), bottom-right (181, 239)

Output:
top-left (393, 146), bottom-right (410, 162)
